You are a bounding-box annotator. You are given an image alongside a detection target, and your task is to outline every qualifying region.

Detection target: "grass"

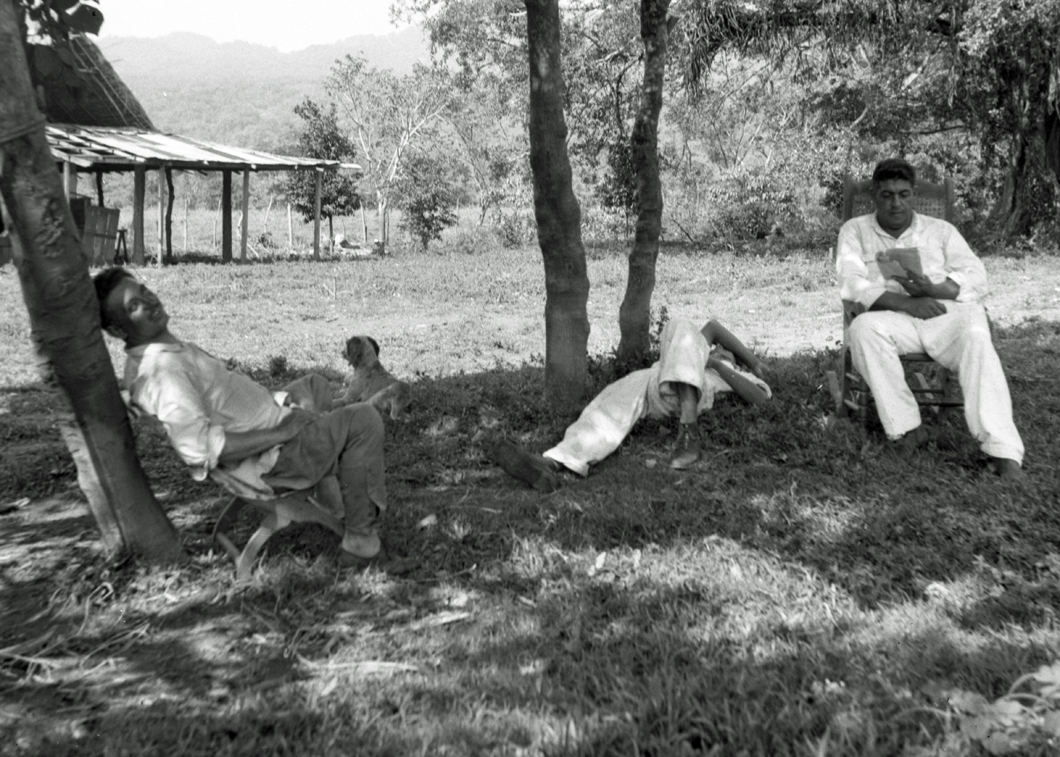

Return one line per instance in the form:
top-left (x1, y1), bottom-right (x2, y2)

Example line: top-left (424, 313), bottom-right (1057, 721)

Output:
top-left (2, 241), bottom-right (1060, 755)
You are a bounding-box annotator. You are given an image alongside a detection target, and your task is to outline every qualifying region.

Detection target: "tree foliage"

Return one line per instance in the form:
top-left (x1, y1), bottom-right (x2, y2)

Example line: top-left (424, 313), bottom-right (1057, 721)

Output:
top-left (677, 0), bottom-right (1060, 240)
top-left (395, 154), bottom-right (459, 251)
top-left (326, 55), bottom-right (452, 248)
top-left (283, 98), bottom-right (360, 229)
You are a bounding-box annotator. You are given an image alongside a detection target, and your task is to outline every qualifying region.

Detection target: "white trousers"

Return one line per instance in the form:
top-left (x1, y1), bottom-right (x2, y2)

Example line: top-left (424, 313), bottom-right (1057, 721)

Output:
top-left (846, 301), bottom-right (1023, 463)
top-left (543, 320), bottom-right (716, 476)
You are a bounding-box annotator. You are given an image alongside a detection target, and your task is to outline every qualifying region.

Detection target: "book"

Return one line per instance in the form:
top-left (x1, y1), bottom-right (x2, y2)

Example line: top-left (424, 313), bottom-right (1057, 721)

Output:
top-left (875, 247), bottom-right (922, 280)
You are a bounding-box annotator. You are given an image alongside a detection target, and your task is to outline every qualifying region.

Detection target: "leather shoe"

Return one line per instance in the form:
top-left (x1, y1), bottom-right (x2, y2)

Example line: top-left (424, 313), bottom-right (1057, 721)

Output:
top-left (491, 439), bottom-right (561, 492)
top-left (669, 423), bottom-right (701, 470)
top-left (988, 457), bottom-right (1026, 482)
top-left (338, 544), bottom-right (387, 570)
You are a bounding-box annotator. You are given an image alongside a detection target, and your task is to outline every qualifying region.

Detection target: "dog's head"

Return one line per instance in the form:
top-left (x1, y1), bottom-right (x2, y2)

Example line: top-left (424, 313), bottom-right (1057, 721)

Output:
top-left (343, 336), bottom-right (380, 370)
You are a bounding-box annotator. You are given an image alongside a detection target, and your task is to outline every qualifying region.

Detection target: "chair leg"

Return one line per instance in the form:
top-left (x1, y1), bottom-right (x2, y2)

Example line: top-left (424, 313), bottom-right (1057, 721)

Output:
top-left (235, 513), bottom-right (280, 582)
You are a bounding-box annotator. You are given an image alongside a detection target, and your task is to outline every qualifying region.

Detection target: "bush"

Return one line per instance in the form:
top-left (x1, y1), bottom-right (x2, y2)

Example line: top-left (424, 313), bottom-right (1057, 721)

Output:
top-left (399, 188), bottom-right (458, 252)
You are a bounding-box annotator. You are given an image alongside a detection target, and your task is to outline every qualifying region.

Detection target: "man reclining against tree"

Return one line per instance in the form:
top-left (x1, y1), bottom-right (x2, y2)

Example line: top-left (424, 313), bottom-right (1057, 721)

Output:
top-left (93, 267), bottom-right (388, 566)
top-left (836, 157), bottom-right (1025, 480)
top-left (493, 318), bottom-right (771, 491)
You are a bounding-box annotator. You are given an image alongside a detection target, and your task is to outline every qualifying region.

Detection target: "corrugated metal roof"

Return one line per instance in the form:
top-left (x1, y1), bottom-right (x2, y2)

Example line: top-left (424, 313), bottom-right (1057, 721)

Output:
top-left (46, 124), bottom-right (358, 173)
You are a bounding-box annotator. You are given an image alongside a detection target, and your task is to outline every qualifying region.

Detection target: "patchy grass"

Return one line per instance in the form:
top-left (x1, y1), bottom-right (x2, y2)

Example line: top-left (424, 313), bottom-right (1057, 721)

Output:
top-left (2, 246), bottom-right (1060, 756)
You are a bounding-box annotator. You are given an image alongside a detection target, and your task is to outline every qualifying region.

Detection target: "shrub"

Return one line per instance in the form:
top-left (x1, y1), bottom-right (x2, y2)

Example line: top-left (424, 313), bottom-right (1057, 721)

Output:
top-left (399, 188), bottom-right (458, 252)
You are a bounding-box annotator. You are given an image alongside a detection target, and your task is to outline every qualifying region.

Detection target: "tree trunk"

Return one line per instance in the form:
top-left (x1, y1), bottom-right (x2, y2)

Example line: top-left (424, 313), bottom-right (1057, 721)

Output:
top-left (0, 4), bottom-right (183, 562)
top-left (525, 0), bottom-right (591, 410)
top-left (987, 60), bottom-right (1059, 241)
top-left (617, 0), bottom-right (670, 363)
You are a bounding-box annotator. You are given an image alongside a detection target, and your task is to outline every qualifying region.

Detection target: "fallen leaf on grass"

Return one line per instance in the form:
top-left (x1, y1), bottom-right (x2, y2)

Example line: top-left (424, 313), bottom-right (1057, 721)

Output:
top-left (299, 657), bottom-right (418, 675)
top-left (408, 611), bottom-right (471, 631)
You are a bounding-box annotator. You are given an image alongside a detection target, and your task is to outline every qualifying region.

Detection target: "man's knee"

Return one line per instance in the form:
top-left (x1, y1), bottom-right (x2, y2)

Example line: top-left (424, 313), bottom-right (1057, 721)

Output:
top-left (340, 402), bottom-right (384, 441)
top-left (848, 313), bottom-right (886, 343)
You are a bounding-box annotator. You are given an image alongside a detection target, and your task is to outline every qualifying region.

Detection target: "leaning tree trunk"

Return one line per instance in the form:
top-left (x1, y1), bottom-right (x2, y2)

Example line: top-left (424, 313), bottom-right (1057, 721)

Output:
top-left (525, 0), bottom-right (591, 410)
top-left (0, 3), bottom-right (183, 562)
top-left (617, 0), bottom-right (671, 363)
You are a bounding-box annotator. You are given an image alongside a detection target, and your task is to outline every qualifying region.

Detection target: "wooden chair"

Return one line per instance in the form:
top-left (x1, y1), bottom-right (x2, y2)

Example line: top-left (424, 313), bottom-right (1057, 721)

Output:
top-left (123, 392), bottom-right (344, 581)
top-left (209, 475), bottom-right (344, 582)
top-left (830, 172), bottom-right (965, 422)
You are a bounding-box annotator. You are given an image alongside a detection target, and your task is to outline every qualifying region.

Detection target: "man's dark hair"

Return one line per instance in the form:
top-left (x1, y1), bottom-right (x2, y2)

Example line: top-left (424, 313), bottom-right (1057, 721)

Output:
top-left (872, 158), bottom-right (917, 187)
top-left (92, 266), bottom-right (134, 330)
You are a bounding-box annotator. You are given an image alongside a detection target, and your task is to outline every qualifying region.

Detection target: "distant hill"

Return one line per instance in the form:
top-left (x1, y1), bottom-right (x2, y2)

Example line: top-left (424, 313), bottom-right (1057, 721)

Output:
top-left (98, 27), bottom-right (430, 151)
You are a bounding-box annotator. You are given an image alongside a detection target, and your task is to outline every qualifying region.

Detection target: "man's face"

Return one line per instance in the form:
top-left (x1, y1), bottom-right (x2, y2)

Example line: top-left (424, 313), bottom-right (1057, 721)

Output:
top-left (873, 179), bottom-right (915, 234)
top-left (104, 277), bottom-right (169, 345)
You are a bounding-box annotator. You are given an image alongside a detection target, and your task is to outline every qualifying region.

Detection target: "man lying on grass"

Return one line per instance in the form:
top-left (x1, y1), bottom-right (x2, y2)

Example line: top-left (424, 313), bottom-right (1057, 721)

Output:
top-left (93, 267), bottom-right (388, 567)
top-left (493, 318), bottom-right (770, 491)
top-left (836, 158), bottom-right (1025, 481)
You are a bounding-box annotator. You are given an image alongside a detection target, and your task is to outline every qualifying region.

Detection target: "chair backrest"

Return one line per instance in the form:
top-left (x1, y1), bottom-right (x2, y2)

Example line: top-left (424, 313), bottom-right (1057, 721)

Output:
top-left (841, 172), bottom-right (956, 223)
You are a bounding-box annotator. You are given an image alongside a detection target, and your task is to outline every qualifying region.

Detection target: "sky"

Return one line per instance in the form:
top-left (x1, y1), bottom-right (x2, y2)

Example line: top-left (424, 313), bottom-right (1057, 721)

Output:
top-left (97, 0), bottom-right (407, 52)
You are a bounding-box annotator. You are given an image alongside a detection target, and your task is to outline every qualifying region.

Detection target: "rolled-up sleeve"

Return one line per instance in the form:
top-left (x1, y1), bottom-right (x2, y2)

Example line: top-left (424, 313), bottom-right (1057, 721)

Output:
top-left (836, 220), bottom-right (887, 309)
top-left (134, 367), bottom-right (226, 481)
top-left (940, 224), bottom-right (989, 302)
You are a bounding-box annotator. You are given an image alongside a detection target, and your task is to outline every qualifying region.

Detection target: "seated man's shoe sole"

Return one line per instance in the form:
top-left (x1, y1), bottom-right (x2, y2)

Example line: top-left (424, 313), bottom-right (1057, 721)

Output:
top-left (491, 439), bottom-right (561, 492)
top-left (339, 544), bottom-right (387, 570)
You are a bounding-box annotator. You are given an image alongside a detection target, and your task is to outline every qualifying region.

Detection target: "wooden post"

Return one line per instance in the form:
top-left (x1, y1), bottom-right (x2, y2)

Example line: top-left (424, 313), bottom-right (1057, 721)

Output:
top-left (183, 196), bottom-right (188, 252)
top-left (222, 169), bottom-right (232, 263)
top-left (133, 165), bottom-right (145, 265)
top-left (95, 171), bottom-right (104, 206)
top-left (213, 197), bottom-right (220, 249)
top-left (156, 168), bottom-right (164, 266)
top-left (287, 202), bottom-right (293, 249)
top-left (63, 161), bottom-right (76, 198)
top-left (240, 169), bottom-right (250, 262)
top-left (164, 167), bottom-right (174, 264)
top-left (313, 169), bottom-right (321, 261)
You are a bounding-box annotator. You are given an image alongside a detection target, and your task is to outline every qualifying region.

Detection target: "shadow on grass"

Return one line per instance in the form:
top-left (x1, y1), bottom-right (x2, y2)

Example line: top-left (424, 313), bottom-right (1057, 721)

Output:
top-left (2, 320), bottom-right (1059, 754)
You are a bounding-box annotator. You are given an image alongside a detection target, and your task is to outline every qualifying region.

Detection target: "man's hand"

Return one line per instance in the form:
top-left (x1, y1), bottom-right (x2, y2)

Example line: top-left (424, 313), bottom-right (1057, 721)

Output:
top-left (900, 297), bottom-right (946, 319)
top-left (894, 270), bottom-right (936, 298)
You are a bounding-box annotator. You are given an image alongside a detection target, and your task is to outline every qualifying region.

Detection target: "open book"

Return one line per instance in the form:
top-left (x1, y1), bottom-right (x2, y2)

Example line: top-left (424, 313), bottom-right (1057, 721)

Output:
top-left (875, 247), bottom-right (922, 280)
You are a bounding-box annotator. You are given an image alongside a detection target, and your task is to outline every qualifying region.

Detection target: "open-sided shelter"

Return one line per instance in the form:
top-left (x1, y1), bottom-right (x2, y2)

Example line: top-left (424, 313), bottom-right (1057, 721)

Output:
top-left (8, 33), bottom-right (351, 265)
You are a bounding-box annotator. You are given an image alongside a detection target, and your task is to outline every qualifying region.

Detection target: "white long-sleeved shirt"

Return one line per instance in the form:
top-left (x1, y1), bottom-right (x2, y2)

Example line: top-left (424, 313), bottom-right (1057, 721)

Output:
top-left (125, 340), bottom-right (290, 495)
top-left (836, 212), bottom-right (988, 309)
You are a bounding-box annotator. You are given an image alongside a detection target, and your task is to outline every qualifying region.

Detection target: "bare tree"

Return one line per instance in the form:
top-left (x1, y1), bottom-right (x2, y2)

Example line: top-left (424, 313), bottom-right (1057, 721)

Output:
top-left (327, 56), bottom-right (451, 250)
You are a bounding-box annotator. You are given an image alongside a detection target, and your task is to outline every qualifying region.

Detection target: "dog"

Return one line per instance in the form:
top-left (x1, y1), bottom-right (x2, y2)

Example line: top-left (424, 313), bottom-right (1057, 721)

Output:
top-left (337, 336), bottom-right (411, 419)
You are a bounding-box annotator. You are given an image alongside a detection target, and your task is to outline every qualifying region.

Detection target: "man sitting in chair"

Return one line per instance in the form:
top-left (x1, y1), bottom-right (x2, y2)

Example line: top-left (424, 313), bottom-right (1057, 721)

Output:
top-left (836, 158), bottom-right (1025, 480)
top-left (93, 267), bottom-right (388, 565)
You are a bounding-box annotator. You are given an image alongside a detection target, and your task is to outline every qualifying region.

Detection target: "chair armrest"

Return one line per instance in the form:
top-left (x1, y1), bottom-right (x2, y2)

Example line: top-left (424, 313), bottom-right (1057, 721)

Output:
top-left (841, 299), bottom-right (865, 328)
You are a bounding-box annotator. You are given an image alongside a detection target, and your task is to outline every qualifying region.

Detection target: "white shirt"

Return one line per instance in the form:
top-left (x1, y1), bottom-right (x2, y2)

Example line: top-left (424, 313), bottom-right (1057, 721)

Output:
top-left (836, 212), bottom-right (988, 310)
top-left (125, 340), bottom-right (290, 495)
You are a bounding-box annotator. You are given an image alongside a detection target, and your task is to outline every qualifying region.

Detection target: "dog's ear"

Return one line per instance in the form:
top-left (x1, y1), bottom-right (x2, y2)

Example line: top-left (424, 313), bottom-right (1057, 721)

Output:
top-left (349, 337), bottom-right (366, 364)
top-left (367, 337), bottom-right (380, 357)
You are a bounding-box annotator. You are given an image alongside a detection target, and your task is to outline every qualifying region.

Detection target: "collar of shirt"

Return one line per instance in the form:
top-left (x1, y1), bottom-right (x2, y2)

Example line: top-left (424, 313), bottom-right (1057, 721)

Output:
top-left (869, 211), bottom-right (923, 244)
top-left (126, 340), bottom-right (188, 357)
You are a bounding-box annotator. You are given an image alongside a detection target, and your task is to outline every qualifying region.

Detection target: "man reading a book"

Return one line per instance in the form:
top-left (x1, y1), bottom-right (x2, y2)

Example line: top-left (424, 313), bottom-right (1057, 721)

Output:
top-left (835, 158), bottom-right (1025, 480)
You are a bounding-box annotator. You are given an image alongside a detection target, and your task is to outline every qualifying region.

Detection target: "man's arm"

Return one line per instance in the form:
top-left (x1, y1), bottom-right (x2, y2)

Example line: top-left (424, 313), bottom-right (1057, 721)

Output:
top-left (700, 320), bottom-right (766, 378)
top-left (705, 357), bottom-right (771, 405)
top-left (216, 409), bottom-right (315, 466)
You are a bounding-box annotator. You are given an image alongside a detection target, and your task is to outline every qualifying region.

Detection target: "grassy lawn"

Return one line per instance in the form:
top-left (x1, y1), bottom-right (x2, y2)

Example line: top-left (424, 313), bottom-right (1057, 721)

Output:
top-left (2, 244), bottom-right (1060, 755)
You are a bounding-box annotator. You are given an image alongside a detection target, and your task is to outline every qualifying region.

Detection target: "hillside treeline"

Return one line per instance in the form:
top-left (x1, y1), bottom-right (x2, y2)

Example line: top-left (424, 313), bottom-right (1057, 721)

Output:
top-left (100, 0), bottom-right (1060, 254)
